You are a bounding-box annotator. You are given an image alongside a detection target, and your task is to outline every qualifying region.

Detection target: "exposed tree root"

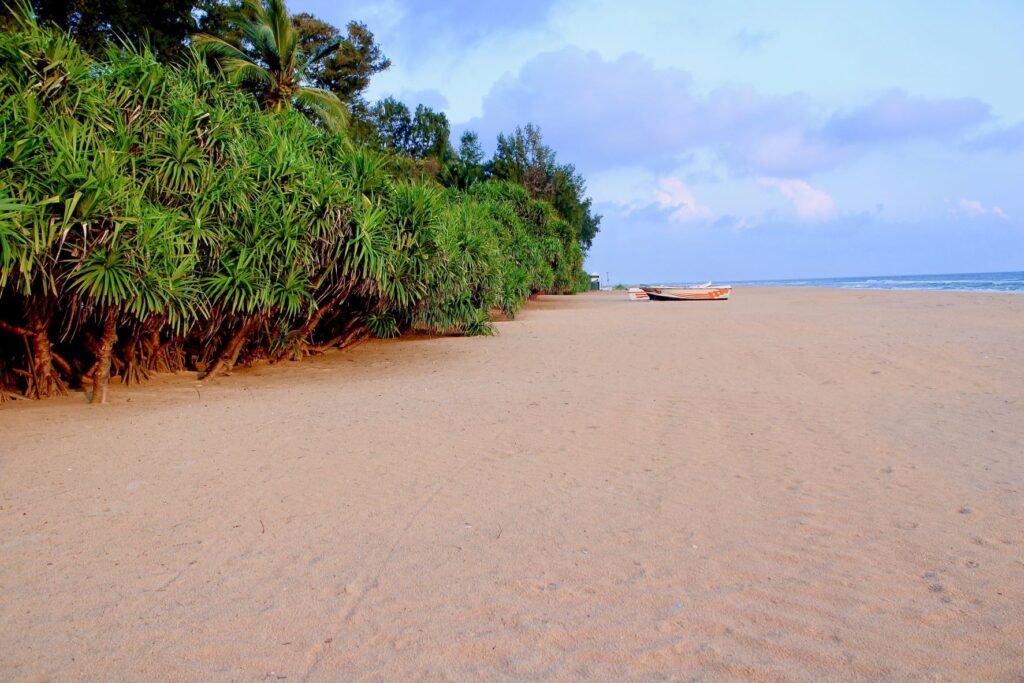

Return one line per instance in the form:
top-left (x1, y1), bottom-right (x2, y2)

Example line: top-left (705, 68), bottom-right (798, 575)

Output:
top-left (200, 315), bottom-right (262, 381)
top-left (50, 351), bottom-right (72, 378)
top-left (0, 320), bottom-right (31, 338)
top-left (272, 284), bottom-right (355, 362)
top-left (311, 325), bottom-right (367, 354)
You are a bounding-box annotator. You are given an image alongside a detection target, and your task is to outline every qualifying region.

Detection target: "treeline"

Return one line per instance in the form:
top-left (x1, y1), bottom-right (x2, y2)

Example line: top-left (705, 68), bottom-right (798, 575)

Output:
top-left (0, 2), bottom-right (599, 402)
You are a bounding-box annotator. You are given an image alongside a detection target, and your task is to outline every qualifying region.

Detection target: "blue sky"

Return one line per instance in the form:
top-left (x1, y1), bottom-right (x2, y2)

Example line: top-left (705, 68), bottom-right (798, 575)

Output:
top-left (295, 0), bottom-right (1024, 282)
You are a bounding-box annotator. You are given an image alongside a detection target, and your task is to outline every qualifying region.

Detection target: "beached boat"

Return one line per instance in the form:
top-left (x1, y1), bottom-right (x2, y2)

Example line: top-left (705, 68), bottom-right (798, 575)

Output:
top-left (627, 287), bottom-right (650, 300)
top-left (641, 283), bottom-right (732, 300)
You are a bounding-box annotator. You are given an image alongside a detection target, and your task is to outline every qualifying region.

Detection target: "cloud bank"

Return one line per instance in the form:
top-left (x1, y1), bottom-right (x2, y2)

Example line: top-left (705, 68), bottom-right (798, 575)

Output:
top-left (462, 48), bottom-right (992, 179)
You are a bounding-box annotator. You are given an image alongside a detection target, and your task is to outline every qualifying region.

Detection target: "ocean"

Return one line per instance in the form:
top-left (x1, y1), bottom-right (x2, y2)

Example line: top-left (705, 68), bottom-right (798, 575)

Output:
top-left (733, 271), bottom-right (1024, 293)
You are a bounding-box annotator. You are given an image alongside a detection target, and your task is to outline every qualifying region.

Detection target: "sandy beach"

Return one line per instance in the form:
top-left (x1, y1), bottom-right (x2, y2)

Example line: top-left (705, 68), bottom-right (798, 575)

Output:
top-left (1, 287), bottom-right (1022, 681)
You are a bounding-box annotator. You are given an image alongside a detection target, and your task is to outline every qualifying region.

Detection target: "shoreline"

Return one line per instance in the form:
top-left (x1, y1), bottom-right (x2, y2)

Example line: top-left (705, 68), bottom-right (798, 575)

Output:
top-left (2, 287), bottom-right (1022, 679)
top-left (4, 286), bottom-right (1021, 413)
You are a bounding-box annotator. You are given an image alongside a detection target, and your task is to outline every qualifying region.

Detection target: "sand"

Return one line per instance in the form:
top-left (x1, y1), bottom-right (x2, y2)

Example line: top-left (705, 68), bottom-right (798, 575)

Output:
top-left (1, 287), bottom-right (1022, 681)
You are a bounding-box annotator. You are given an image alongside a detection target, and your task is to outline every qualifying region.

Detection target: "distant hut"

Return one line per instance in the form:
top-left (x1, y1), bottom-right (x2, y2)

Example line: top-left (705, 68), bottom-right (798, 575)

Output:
top-left (589, 272), bottom-right (601, 290)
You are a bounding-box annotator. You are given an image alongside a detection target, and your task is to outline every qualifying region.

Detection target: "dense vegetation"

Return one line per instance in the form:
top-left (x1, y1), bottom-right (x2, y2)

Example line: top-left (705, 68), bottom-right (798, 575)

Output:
top-left (0, 2), bottom-right (599, 402)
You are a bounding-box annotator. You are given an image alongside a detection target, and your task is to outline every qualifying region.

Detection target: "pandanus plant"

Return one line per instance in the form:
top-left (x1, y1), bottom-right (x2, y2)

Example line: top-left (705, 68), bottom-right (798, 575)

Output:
top-left (0, 16), bottom-right (96, 399)
top-left (0, 14), bottom-right (206, 401)
top-left (0, 10), bottom-right (592, 402)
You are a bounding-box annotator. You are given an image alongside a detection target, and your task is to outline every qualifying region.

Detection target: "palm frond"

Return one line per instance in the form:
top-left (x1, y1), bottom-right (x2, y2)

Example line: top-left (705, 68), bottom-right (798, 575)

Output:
top-left (219, 58), bottom-right (274, 88)
top-left (190, 34), bottom-right (252, 63)
top-left (302, 38), bottom-right (341, 69)
top-left (293, 87), bottom-right (347, 130)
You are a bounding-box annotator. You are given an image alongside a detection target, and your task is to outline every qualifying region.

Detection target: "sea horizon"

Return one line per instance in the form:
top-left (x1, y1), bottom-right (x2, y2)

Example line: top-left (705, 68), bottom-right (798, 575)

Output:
top-left (646, 270), bottom-right (1024, 293)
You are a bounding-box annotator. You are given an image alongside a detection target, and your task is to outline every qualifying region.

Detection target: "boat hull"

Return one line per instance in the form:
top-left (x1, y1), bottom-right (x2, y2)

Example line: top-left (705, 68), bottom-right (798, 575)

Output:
top-left (641, 286), bottom-right (731, 301)
top-left (627, 287), bottom-right (650, 300)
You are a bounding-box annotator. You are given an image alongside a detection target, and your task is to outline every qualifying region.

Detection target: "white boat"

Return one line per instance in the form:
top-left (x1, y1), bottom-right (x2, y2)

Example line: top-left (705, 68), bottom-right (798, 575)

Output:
top-left (640, 282), bottom-right (732, 301)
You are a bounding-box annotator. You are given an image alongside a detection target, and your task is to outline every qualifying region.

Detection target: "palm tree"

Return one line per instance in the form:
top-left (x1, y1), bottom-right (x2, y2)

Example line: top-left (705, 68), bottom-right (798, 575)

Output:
top-left (192, 0), bottom-right (347, 129)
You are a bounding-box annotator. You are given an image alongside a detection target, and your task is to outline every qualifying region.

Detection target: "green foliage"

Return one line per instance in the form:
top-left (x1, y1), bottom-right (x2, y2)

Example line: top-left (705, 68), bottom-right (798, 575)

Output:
top-left (443, 131), bottom-right (485, 190)
top-left (0, 10), bottom-right (593, 399)
top-left (365, 311), bottom-right (399, 338)
top-left (292, 14), bottom-right (390, 105)
top-left (371, 97), bottom-right (414, 153)
top-left (490, 124), bottom-right (601, 251)
top-left (191, 0), bottom-right (346, 129)
top-left (5, 0), bottom-right (199, 61)
top-left (371, 97), bottom-right (453, 162)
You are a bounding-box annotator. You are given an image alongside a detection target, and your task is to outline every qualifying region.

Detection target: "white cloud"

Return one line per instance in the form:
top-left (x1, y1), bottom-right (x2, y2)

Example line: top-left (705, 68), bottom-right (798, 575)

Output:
top-left (757, 177), bottom-right (837, 220)
top-left (656, 177), bottom-right (714, 223)
top-left (958, 199), bottom-right (1008, 220)
top-left (587, 170), bottom-right (714, 224)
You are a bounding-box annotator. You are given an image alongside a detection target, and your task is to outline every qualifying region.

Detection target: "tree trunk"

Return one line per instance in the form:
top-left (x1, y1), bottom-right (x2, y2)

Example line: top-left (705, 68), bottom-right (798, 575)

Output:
top-left (26, 300), bottom-right (63, 399)
top-left (91, 308), bottom-right (118, 404)
top-left (147, 329), bottom-right (164, 370)
top-left (301, 282), bottom-right (354, 340)
top-left (201, 315), bottom-right (261, 381)
top-left (274, 282), bottom-right (355, 361)
top-left (123, 323), bottom-right (152, 386)
top-left (311, 319), bottom-right (367, 354)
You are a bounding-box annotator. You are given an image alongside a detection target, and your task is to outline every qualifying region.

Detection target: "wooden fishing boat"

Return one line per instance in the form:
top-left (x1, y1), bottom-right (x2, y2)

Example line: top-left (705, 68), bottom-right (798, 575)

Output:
top-left (640, 283), bottom-right (732, 300)
top-left (627, 287), bottom-right (650, 300)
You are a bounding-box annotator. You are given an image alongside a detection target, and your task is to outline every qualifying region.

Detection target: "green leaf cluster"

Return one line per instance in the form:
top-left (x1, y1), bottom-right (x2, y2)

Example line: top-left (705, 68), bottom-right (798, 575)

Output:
top-left (0, 12), bottom-right (591, 399)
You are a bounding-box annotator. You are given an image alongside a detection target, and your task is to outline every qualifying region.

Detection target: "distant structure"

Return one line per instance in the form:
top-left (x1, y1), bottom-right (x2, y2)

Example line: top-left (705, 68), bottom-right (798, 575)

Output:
top-left (589, 272), bottom-right (601, 290)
